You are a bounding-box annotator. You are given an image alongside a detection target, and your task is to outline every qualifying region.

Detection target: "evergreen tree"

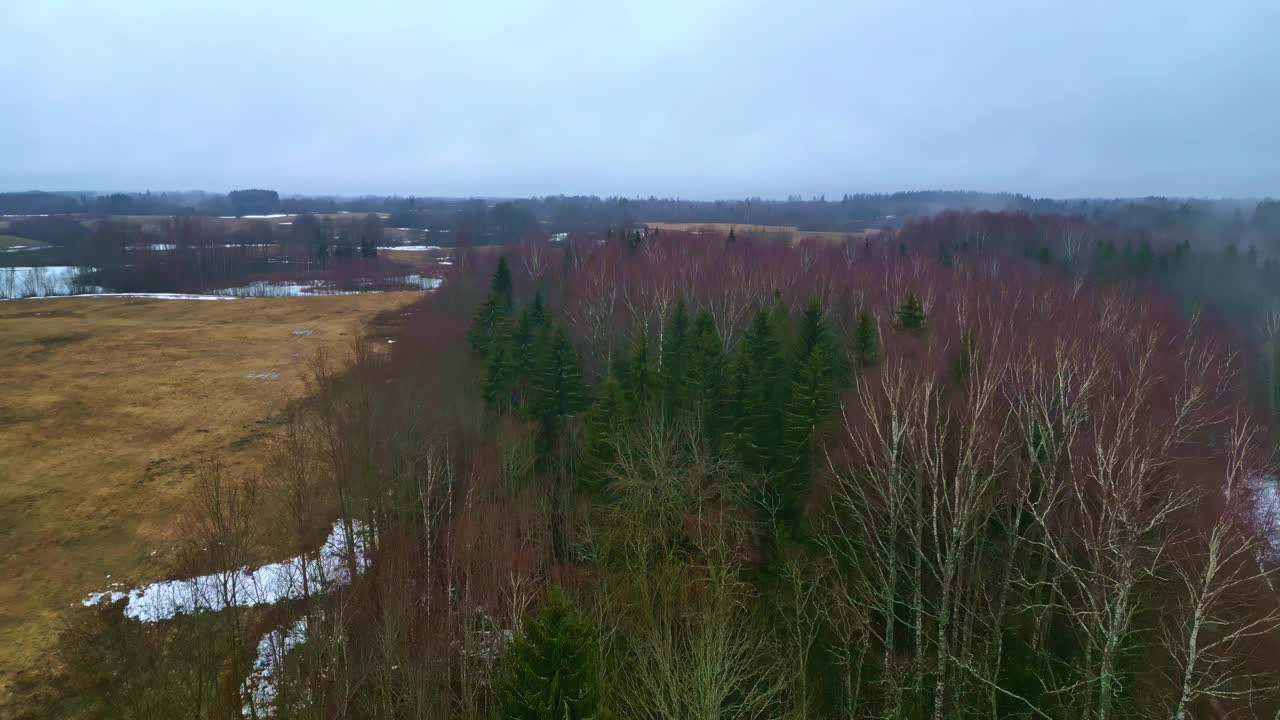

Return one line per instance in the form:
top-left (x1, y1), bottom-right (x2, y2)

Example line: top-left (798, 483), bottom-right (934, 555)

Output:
top-left (515, 290), bottom-right (551, 381)
top-left (853, 308), bottom-right (880, 369)
top-left (687, 311), bottom-right (727, 443)
top-left (896, 293), bottom-right (927, 335)
top-left (529, 325), bottom-right (589, 465)
top-left (581, 370), bottom-right (625, 492)
top-left (624, 332), bottom-right (655, 416)
top-left (482, 315), bottom-right (516, 412)
top-left (736, 307), bottom-right (790, 473)
top-left (781, 342), bottom-right (838, 521)
top-left (660, 301), bottom-right (692, 417)
top-left (499, 587), bottom-right (601, 720)
top-left (727, 227), bottom-right (737, 245)
top-left (468, 297), bottom-right (502, 355)
top-left (794, 300), bottom-right (849, 389)
top-left (469, 258), bottom-right (518, 355)
top-left (491, 256), bottom-right (514, 309)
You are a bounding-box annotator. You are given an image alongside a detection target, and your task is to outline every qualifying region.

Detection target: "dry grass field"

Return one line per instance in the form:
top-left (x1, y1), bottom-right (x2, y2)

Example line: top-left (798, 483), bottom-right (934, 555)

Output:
top-left (644, 221), bottom-right (879, 244)
top-left (0, 292), bottom-right (421, 704)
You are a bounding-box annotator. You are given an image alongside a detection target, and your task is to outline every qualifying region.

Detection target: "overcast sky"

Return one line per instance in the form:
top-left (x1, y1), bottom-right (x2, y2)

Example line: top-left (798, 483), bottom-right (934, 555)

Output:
top-left (3, 1), bottom-right (1278, 199)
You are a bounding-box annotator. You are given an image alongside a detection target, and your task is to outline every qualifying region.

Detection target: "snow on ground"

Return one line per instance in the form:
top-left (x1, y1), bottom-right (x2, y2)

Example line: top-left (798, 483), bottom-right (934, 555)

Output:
top-left (0, 266), bottom-right (93, 299)
top-left (83, 520), bottom-right (368, 622)
top-left (245, 372), bottom-right (281, 380)
top-left (13, 293), bottom-right (238, 302)
top-left (377, 245), bottom-right (441, 252)
top-left (242, 618), bottom-right (309, 717)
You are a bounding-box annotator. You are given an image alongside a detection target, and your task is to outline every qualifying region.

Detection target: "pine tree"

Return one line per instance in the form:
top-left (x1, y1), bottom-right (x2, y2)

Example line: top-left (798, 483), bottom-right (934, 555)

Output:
top-left (852, 308), bottom-right (880, 369)
top-left (896, 293), bottom-right (927, 335)
top-left (499, 587), bottom-right (601, 720)
top-left (727, 227), bottom-right (737, 245)
top-left (660, 301), bottom-right (691, 417)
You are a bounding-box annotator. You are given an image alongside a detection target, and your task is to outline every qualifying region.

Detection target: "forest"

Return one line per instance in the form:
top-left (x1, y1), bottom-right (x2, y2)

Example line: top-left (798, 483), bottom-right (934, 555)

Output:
top-left (32, 212), bottom-right (1280, 720)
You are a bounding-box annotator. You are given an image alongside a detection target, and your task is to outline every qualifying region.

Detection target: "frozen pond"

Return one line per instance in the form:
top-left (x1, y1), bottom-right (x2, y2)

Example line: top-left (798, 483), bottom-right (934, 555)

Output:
top-left (0, 266), bottom-right (98, 299)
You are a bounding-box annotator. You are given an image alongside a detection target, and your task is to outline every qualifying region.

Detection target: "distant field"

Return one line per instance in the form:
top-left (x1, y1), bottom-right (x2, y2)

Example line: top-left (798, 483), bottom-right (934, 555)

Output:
top-left (0, 235), bottom-right (47, 251)
top-left (644, 222), bottom-right (879, 244)
top-left (0, 292), bottom-right (420, 703)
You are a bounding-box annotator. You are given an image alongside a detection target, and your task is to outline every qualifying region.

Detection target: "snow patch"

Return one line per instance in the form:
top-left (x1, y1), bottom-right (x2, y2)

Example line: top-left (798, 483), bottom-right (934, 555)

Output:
top-left (242, 618), bottom-right (308, 717)
top-left (377, 245), bottom-right (441, 252)
top-left (83, 520), bottom-right (368, 622)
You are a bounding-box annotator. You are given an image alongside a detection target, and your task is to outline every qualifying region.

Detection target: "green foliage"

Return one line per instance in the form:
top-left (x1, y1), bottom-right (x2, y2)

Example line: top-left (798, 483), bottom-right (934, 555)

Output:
top-left (687, 310), bottom-right (728, 443)
top-left (482, 315), bottom-right (517, 412)
top-left (515, 290), bottom-right (552, 379)
top-left (499, 587), bottom-right (601, 720)
top-left (581, 369), bottom-right (625, 492)
top-left (734, 307), bottom-right (790, 474)
top-left (896, 293), bottom-right (927, 335)
top-left (660, 300), bottom-right (692, 417)
top-left (623, 332), bottom-right (656, 415)
top-left (491, 256), bottom-right (514, 308)
top-left (852, 308), bottom-right (880, 369)
top-left (468, 297), bottom-right (502, 355)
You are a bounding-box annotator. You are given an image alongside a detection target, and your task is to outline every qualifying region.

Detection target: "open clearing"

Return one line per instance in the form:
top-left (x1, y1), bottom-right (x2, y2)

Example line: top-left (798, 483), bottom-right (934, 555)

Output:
top-left (0, 236), bottom-right (47, 252)
top-left (644, 221), bottom-right (879, 244)
top-left (0, 292), bottom-right (419, 703)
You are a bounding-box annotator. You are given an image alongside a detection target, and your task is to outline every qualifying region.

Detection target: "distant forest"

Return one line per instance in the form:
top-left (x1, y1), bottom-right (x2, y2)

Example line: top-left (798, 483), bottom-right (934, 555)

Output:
top-left (4, 189), bottom-right (1279, 251)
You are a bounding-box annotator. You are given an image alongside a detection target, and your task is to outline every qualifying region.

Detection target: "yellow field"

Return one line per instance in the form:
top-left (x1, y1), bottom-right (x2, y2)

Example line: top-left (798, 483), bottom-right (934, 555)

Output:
top-left (644, 222), bottom-right (879, 244)
top-left (0, 292), bottom-right (420, 704)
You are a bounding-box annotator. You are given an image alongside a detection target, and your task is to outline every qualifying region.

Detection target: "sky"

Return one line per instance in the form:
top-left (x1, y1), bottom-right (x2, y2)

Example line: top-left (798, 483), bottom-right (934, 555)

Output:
top-left (3, 0), bottom-right (1279, 199)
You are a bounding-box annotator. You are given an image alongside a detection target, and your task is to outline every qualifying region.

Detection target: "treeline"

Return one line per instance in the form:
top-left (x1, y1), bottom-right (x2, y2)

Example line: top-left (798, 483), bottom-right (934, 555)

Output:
top-left (37, 223), bottom-right (1280, 720)
top-left (77, 213), bottom-right (397, 294)
top-left (7, 190), bottom-right (1279, 246)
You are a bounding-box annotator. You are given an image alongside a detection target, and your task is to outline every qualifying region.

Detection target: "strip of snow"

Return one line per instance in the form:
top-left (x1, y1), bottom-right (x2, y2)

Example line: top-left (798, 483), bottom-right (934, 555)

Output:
top-left (242, 618), bottom-right (308, 717)
top-left (83, 520), bottom-right (367, 622)
top-left (11, 293), bottom-right (238, 302)
top-left (377, 245), bottom-right (441, 251)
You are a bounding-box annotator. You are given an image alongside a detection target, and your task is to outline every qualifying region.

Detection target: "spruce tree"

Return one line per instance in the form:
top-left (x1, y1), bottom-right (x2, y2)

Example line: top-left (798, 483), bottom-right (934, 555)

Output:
top-left (853, 308), bottom-right (880, 369)
top-left (491, 256), bottom-right (514, 309)
top-left (687, 311), bottom-right (727, 443)
top-left (660, 301), bottom-right (692, 417)
top-left (896, 293), bottom-right (927, 335)
top-left (781, 342), bottom-right (837, 521)
top-left (727, 227), bottom-right (737, 245)
top-left (499, 587), bottom-right (601, 720)
top-left (482, 315), bottom-right (516, 412)
top-left (581, 370), bottom-right (625, 492)
top-left (795, 300), bottom-right (849, 389)
top-left (737, 307), bottom-right (790, 474)
top-left (468, 297), bottom-right (501, 355)
top-left (624, 333), bottom-right (655, 416)
top-left (515, 290), bottom-right (551, 381)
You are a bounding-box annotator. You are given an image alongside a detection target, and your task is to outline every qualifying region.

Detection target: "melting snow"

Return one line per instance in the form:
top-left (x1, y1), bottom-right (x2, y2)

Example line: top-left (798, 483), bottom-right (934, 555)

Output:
top-left (377, 245), bottom-right (441, 252)
top-left (83, 520), bottom-right (367, 622)
top-left (242, 618), bottom-right (309, 717)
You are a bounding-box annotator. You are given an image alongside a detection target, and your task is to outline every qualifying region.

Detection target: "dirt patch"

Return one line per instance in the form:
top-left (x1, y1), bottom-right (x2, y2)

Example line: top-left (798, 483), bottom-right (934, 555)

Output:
top-left (0, 292), bottom-right (420, 705)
